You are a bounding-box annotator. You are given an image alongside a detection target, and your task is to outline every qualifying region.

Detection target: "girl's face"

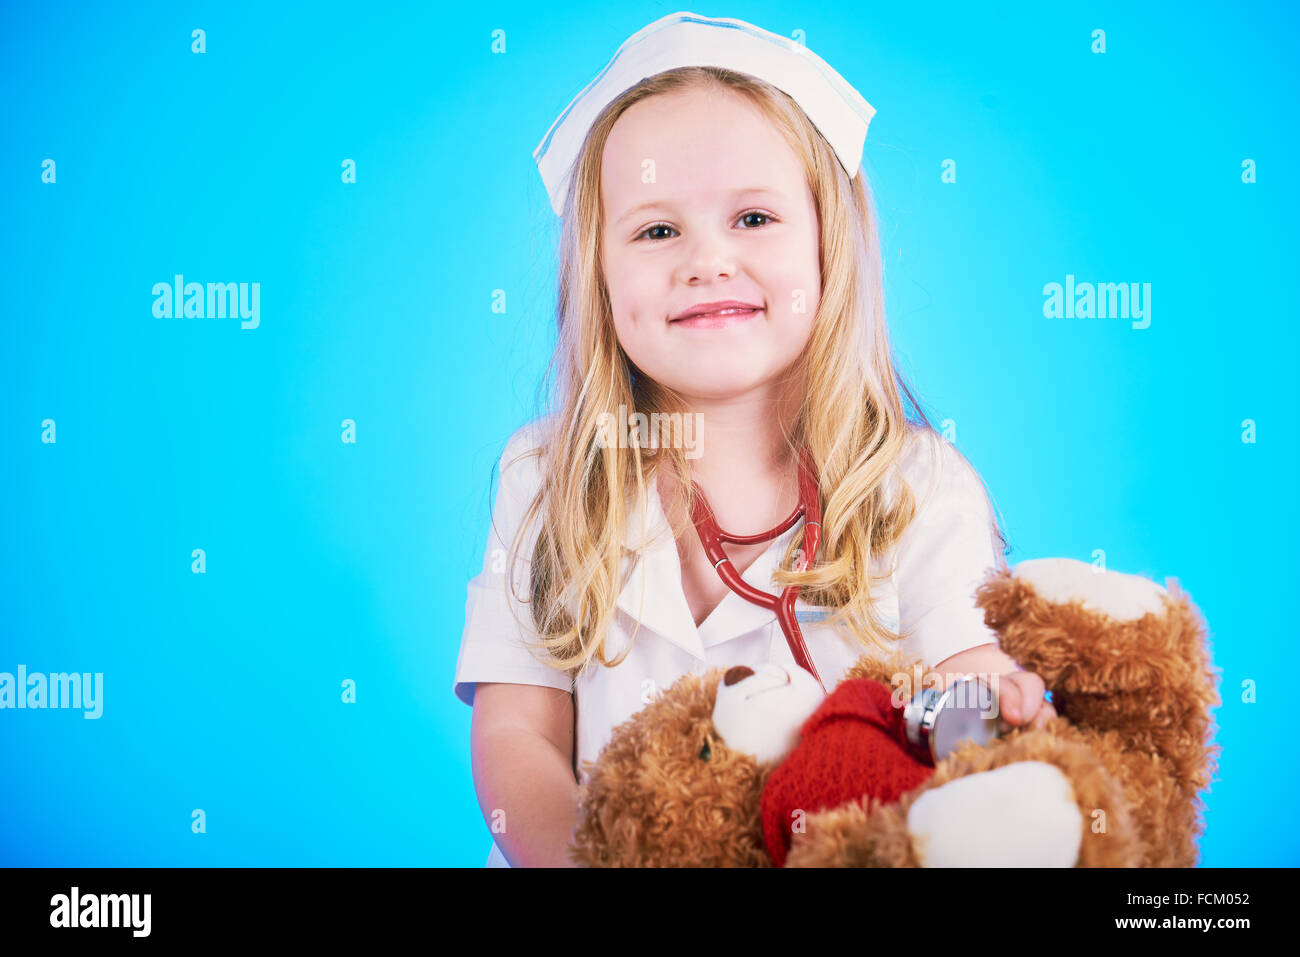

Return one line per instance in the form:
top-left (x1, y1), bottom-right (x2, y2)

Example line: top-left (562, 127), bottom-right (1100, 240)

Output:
top-left (599, 87), bottom-right (821, 402)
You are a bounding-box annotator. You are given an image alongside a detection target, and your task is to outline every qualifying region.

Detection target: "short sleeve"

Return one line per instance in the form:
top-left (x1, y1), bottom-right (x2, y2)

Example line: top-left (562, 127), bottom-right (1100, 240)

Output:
top-left (452, 419), bottom-right (573, 707)
top-left (892, 431), bottom-right (1004, 668)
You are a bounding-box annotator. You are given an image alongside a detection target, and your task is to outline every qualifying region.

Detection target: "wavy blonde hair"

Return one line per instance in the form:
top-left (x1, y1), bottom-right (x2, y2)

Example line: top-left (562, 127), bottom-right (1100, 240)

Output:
top-left (504, 66), bottom-right (1007, 688)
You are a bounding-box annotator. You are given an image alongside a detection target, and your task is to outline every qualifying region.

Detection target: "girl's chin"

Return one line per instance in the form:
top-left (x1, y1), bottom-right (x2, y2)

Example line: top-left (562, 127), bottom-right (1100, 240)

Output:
top-left (663, 373), bottom-right (776, 398)
top-left (639, 347), bottom-right (797, 394)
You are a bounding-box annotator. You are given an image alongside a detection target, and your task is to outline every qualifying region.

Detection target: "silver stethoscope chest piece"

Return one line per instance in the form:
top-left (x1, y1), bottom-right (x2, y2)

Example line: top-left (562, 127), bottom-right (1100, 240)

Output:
top-left (902, 674), bottom-right (1001, 764)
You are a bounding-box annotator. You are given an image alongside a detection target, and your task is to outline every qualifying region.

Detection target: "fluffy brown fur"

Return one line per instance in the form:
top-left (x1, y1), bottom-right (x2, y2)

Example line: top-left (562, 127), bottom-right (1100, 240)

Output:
top-left (569, 563), bottom-right (1222, 867)
top-left (568, 672), bottom-right (774, 866)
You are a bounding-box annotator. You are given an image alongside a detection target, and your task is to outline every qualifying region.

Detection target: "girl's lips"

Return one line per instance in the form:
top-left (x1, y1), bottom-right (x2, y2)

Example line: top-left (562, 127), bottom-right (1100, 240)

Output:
top-left (670, 307), bottom-right (764, 329)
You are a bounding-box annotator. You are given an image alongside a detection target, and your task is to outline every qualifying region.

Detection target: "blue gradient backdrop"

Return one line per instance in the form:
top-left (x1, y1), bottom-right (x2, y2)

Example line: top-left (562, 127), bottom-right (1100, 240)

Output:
top-left (2, 1), bottom-right (1296, 866)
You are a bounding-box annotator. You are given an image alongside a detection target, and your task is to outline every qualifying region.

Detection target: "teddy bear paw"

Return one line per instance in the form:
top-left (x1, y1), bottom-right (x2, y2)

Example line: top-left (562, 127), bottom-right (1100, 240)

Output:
top-left (906, 761), bottom-right (1083, 867)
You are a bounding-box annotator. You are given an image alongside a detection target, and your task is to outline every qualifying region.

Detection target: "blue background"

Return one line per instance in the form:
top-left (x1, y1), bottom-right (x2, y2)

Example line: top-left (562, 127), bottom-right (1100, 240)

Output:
top-left (2, 0), bottom-right (1295, 866)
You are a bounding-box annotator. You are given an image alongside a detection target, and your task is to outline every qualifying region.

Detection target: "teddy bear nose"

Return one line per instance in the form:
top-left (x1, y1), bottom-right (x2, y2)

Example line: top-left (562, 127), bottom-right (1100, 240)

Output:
top-left (723, 665), bottom-right (755, 686)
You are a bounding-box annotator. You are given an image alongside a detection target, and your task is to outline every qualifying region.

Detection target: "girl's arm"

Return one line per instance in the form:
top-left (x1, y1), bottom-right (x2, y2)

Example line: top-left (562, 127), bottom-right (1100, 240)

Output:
top-left (470, 682), bottom-right (580, 867)
top-left (933, 642), bottom-right (1016, 682)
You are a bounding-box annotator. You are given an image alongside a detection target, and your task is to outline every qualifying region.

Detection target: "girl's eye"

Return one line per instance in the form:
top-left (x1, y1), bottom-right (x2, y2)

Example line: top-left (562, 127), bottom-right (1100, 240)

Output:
top-left (635, 210), bottom-right (776, 242)
top-left (640, 223), bottom-right (677, 241)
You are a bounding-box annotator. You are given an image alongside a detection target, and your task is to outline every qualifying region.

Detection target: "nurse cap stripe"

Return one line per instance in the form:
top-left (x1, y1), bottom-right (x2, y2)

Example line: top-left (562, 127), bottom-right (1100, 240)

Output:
top-left (533, 11), bottom-right (877, 218)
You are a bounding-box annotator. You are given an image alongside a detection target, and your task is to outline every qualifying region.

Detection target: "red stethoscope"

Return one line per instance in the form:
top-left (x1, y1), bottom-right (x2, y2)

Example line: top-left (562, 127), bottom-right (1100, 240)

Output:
top-left (688, 447), bottom-right (826, 693)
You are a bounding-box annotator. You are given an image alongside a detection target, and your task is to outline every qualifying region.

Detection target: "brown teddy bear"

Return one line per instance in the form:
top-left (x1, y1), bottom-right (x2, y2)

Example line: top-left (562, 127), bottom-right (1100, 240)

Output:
top-left (568, 558), bottom-right (1222, 867)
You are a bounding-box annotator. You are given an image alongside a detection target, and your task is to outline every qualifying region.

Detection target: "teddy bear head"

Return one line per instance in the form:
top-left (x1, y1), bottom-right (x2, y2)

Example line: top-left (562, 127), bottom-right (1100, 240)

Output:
top-left (568, 661), bottom-right (826, 866)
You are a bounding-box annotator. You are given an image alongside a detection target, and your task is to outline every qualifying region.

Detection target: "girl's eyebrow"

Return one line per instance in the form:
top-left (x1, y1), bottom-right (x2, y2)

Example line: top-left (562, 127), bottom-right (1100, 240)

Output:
top-left (614, 187), bottom-right (784, 226)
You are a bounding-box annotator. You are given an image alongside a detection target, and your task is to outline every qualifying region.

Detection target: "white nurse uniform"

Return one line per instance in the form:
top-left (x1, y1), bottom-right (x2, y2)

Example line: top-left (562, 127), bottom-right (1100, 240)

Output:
top-left (454, 416), bottom-right (1004, 867)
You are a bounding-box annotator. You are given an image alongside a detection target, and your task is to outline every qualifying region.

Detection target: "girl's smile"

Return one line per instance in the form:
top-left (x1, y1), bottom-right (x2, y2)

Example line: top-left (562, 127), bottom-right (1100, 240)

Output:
top-left (669, 306), bottom-right (764, 330)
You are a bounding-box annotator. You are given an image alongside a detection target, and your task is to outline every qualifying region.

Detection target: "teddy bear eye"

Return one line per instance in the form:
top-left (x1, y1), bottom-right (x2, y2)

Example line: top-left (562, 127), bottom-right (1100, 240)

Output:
top-left (698, 740), bottom-right (711, 761)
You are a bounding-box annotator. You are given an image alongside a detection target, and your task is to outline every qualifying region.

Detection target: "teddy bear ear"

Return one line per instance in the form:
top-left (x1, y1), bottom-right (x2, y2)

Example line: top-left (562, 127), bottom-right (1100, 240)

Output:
top-left (975, 556), bottom-right (1215, 700)
top-left (1009, 558), bottom-right (1168, 621)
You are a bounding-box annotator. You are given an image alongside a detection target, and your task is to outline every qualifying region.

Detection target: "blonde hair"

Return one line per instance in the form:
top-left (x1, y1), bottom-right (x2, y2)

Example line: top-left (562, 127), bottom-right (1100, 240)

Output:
top-left (504, 66), bottom-right (1008, 688)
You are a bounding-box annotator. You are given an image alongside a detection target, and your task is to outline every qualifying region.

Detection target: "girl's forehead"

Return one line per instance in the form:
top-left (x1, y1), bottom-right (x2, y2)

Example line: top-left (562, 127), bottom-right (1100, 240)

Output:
top-left (601, 108), bottom-right (806, 210)
top-left (607, 88), bottom-right (775, 149)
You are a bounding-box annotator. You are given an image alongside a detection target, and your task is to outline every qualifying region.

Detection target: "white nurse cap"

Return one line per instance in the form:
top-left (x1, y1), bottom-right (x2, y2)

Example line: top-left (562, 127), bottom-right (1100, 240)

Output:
top-left (532, 10), bottom-right (877, 218)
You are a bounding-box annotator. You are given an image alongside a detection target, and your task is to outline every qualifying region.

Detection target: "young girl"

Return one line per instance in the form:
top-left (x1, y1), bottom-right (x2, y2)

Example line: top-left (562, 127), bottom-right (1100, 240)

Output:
top-left (453, 12), bottom-right (1056, 868)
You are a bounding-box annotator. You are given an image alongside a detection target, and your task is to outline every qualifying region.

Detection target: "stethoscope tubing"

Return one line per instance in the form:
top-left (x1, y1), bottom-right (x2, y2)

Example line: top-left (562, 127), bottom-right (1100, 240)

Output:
top-left (689, 447), bottom-right (827, 692)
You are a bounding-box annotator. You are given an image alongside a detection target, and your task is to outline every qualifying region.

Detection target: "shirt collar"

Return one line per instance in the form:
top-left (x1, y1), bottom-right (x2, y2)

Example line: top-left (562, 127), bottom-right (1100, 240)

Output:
top-left (615, 475), bottom-right (804, 661)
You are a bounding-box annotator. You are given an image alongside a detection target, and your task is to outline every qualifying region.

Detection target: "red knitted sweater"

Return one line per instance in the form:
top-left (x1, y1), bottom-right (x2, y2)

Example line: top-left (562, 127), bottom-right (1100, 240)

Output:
top-left (760, 678), bottom-right (935, 867)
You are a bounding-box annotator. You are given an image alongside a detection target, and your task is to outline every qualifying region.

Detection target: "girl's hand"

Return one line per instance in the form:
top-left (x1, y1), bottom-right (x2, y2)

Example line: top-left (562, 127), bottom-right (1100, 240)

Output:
top-left (995, 670), bottom-right (1058, 732)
